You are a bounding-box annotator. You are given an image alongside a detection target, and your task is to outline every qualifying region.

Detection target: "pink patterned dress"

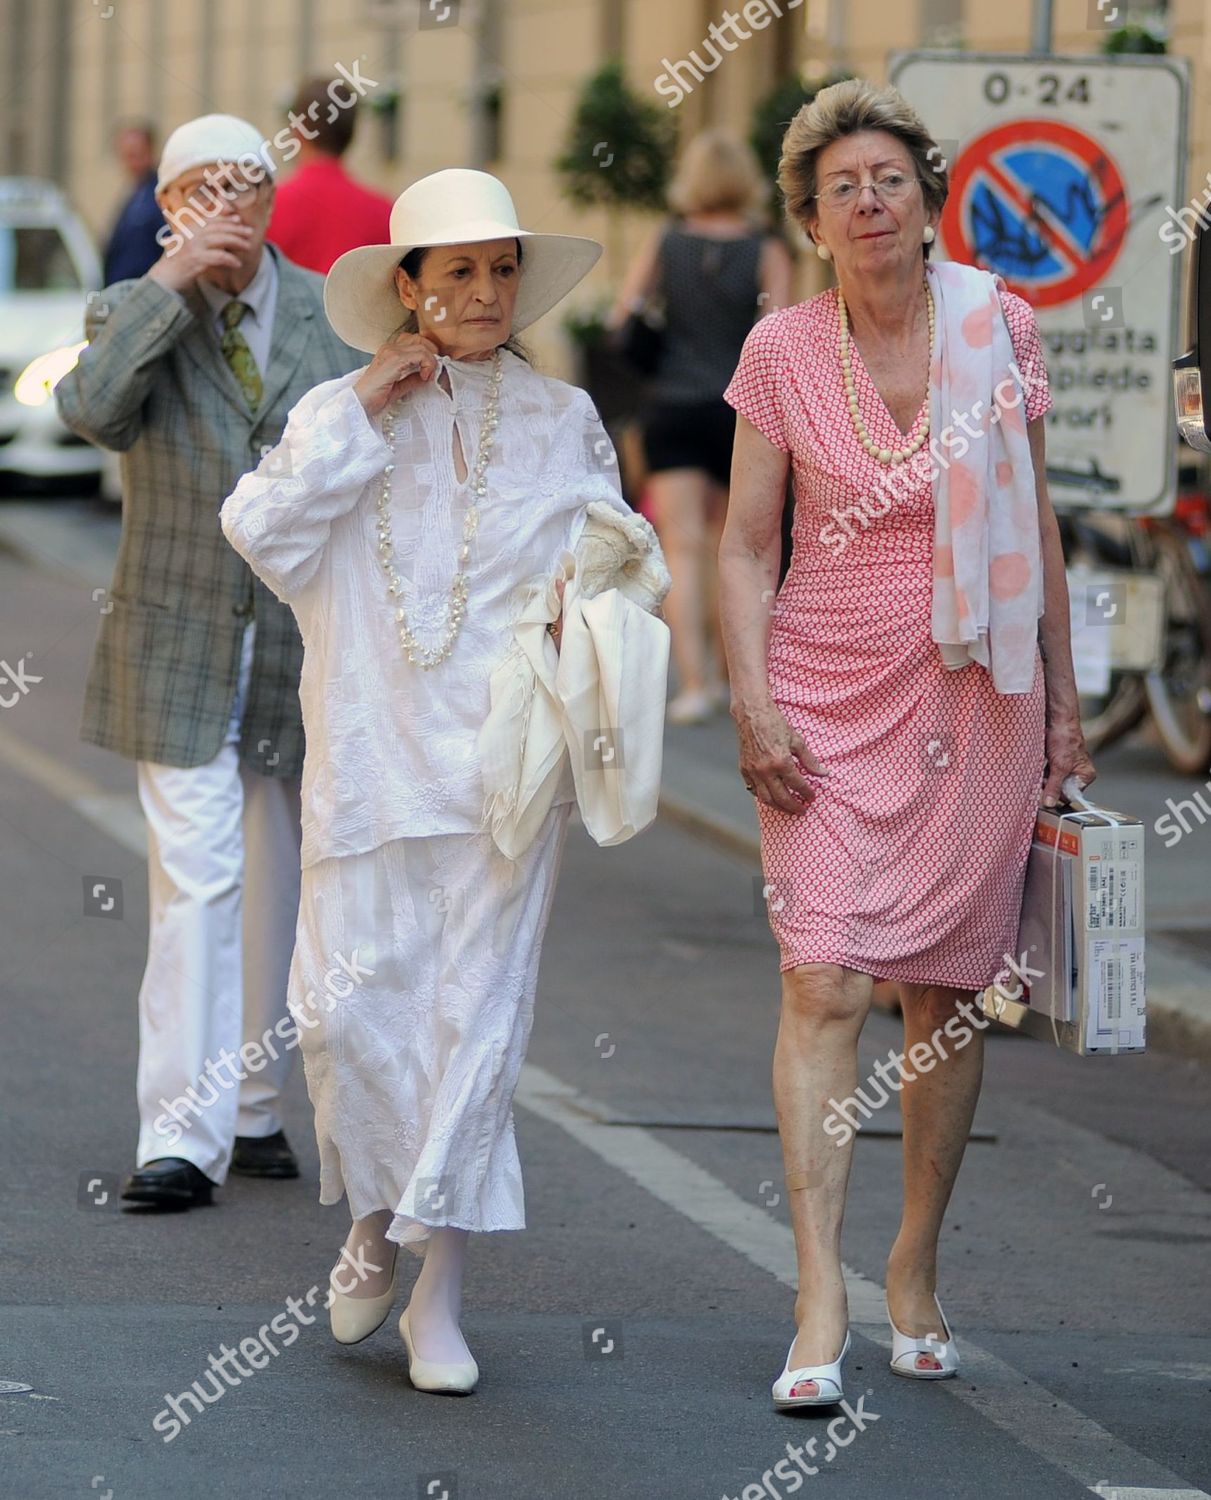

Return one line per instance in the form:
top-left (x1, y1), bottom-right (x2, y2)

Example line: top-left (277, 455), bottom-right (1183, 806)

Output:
top-left (723, 286), bottom-right (1052, 989)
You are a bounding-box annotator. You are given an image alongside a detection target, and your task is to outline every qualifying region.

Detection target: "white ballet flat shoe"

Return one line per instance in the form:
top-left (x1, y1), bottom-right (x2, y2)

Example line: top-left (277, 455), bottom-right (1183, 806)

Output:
top-left (399, 1304), bottom-right (479, 1394)
top-left (328, 1251), bottom-right (398, 1345)
top-left (887, 1294), bottom-right (959, 1379)
top-left (771, 1328), bottom-right (850, 1409)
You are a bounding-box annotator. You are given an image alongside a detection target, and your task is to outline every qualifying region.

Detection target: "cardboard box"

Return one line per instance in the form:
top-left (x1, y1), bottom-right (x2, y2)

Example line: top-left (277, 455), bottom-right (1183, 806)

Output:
top-left (979, 801), bottom-right (1146, 1055)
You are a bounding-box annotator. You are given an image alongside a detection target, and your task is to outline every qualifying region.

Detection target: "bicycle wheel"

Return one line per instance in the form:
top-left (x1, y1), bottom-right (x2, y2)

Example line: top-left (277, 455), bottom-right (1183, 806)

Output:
top-left (1081, 672), bottom-right (1149, 753)
top-left (1143, 524), bottom-right (1211, 774)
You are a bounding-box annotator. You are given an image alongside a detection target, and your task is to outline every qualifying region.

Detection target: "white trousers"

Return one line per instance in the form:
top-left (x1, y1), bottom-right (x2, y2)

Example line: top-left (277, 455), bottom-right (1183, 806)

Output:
top-left (289, 801), bottom-right (571, 1257)
top-left (133, 623), bottom-right (302, 1182)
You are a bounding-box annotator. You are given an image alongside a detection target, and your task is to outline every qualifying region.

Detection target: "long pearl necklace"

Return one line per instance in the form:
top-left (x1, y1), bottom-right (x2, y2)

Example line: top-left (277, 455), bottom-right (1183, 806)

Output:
top-left (375, 348), bottom-right (504, 669)
top-left (838, 280), bottom-right (934, 466)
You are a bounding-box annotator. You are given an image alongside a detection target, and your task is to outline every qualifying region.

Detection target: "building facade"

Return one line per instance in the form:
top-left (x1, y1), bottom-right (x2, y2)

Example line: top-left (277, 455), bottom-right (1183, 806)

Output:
top-left (0, 0), bottom-right (1198, 370)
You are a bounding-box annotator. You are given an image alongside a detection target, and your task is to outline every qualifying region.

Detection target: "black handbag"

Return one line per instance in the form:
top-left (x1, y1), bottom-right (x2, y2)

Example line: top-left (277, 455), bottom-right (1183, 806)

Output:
top-left (612, 222), bottom-right (670, 377)
top-left (616, 305), bottom-right (666, 375)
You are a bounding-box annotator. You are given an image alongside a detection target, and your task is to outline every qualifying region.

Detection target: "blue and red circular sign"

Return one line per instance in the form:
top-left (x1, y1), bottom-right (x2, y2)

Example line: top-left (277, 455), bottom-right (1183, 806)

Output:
top-left (941, 120), bottom-right (1128, 308)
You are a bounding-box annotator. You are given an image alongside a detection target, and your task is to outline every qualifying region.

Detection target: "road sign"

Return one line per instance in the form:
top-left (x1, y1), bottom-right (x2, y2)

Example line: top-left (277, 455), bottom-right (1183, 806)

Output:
top-left (890, 51), bottom-right (1189, 514)
top-left (942, 119), bottom-right (1129, 308)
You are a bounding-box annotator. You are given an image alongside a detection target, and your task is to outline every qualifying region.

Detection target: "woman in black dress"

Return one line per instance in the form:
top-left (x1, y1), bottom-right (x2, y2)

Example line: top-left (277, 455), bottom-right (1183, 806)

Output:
top-left (609, 129), bottom-right (794, 724)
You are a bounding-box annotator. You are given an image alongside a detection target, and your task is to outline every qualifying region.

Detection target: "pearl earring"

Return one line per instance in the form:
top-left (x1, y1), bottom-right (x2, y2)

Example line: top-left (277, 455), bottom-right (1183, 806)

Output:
top-left (923, 226), bottom-right (936, 244)
top-left (815, 241), bottom-right (832, 262)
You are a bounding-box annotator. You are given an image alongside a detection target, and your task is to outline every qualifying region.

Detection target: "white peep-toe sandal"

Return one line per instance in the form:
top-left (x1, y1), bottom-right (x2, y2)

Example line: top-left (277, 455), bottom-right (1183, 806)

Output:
top-left (771, 1329), bottom-right (851, 1410)
top-left (887, 1293), bottom-right (959, 1379)
top-left (771, 1168), bottom-right (850, 1409)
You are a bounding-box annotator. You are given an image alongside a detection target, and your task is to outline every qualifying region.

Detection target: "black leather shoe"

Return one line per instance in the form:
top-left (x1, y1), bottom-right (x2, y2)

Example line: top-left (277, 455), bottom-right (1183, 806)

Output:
top-left (230, 1129), bottom-right (299, 1179)
top-left (121, 1158), bottom-right (215, 1209)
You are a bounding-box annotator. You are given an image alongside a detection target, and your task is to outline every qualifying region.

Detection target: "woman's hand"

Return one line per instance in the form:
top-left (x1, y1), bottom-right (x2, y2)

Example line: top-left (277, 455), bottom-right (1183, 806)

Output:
top-left (353, 330), bottom-right (442, 419)
top-left (734, 697), bottom-right (829, 814)
top-left (549, 576), bottom-right (566, 653)
top-left (1042, 710), bottom-right (1097, 808)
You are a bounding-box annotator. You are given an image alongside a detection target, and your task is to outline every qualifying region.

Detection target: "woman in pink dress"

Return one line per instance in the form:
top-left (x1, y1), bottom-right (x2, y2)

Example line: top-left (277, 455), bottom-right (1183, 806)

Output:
top-left (718, 80), bottom-right (1096, 1410)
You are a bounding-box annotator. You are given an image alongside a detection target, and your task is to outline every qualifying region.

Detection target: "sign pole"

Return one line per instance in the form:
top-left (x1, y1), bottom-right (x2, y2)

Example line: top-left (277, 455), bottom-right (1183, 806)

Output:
top-left (1031, 0), bottom-right (1054, 54)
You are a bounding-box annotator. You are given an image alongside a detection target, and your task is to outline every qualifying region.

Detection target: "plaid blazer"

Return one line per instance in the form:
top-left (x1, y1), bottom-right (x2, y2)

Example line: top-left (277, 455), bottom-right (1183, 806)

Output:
top-left (54, 245), bottom-right (364, 777)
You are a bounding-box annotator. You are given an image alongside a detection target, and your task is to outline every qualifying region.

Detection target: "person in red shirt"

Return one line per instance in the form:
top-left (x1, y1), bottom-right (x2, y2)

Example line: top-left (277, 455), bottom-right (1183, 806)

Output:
top-left (268, 76), bottom-right (393, 273)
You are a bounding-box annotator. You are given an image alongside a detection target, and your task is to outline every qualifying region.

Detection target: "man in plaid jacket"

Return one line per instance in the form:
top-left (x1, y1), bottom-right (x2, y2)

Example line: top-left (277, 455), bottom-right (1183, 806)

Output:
top-left (56, 114), bottom-right (364, 1210)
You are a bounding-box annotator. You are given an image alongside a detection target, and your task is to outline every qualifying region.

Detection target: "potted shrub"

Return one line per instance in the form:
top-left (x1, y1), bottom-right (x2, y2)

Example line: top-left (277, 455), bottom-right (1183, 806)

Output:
top-left (554, 60), bottom-right (677, 430)
top-left (554, 60), bottom-right (677, 277)
top-left (1101, 20), bottom-right (1167, 52)
top-left (750, 71), bottom-right (852, 213)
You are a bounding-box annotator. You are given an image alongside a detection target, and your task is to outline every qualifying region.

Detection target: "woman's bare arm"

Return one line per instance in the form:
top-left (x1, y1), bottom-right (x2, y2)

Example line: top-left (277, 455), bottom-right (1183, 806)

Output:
top-left (718, 416), bottom-right (827, 812)
top-left (1028, 417), bottom-right (1097, 804)
top-left (605, 226), bottom-right (664, 330)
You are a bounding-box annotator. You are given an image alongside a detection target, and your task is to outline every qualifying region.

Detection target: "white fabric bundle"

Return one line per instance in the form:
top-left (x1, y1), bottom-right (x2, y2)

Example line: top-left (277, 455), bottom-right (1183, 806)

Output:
top-left (478, 501), bottom-right (672, 859)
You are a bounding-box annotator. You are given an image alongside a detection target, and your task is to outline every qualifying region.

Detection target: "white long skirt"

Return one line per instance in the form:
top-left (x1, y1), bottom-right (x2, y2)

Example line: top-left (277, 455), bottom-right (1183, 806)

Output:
top-left (287, 802), bottom-right (572, 1257)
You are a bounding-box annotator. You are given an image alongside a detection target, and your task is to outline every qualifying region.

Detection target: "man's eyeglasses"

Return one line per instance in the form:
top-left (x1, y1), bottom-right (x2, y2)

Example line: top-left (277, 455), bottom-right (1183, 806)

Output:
top-left (814, 171), bottom-right (923, 210)
top-left (175, 175), bottom-right (263, 210)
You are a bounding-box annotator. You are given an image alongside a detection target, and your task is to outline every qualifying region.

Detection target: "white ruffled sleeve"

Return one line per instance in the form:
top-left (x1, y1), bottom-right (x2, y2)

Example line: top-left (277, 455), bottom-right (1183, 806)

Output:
top-left (220, 374), bottom-right (390, 603)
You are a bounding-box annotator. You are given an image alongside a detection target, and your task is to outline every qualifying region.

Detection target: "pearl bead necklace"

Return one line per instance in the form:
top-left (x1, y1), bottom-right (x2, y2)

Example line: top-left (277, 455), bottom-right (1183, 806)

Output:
top-left (838, 280), bottom-right (935, 466)
top-left (376, 348), bottom-right (504, 669)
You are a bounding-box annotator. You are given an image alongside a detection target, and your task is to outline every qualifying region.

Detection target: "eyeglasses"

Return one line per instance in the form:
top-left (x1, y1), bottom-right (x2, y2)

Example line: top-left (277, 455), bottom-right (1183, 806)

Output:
top-left (814, 171), bottom-right (923, 210)
top-left (175, 175), bottom-right (263, 209)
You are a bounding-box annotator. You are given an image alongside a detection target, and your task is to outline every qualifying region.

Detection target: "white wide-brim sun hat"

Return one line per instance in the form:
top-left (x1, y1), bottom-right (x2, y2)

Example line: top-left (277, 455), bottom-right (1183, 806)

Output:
top-left (323, 168), bottom-right (603, 353)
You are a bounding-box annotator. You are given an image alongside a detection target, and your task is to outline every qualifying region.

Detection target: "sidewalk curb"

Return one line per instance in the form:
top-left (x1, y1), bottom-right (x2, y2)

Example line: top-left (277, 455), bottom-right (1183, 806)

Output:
top-left (658, 787), bottom-right (763, 868)
top-left (658, 790), bottom-right (1211, 1068)
top-left (1146, 1002), bottom-right (1211, 1068)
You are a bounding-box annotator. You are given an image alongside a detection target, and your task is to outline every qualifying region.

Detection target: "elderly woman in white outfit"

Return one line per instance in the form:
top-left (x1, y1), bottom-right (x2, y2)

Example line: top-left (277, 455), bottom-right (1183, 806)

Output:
top-left (220, 170), bottom-right (669, 1395)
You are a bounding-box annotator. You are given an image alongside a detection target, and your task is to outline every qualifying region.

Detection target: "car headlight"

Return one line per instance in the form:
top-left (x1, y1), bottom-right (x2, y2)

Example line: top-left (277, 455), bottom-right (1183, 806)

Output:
top-left (14, 342), bottom-right (87, 407)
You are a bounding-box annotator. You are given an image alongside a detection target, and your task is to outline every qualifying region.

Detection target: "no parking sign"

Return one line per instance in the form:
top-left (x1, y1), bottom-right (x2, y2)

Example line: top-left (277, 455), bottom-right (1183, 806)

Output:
top-left (890, 52), bottom-right (1188, 513)
top-left (943, 119), bottom-right (1129, 307)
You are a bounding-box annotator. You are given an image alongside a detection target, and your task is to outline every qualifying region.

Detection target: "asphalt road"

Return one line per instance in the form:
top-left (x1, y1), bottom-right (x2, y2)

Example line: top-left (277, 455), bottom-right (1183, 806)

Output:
top-left (0, 497), bottom-right (1209, 1500)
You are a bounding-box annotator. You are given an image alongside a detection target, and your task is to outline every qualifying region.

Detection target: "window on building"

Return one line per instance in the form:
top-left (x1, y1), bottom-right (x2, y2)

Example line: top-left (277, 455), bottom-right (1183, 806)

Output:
top-left (921, 0), bottom-right (963, 48)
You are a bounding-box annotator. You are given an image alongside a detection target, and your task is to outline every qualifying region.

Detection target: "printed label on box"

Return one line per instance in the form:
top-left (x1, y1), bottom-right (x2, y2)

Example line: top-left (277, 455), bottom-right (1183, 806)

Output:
top-left (1085, 857), bottom-right (1142, 930)
top-left (1085, 937), bottom-right (1146, 1052)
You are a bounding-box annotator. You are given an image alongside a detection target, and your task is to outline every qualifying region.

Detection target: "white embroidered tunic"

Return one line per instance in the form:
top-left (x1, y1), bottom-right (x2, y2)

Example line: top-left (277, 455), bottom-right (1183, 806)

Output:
top-left (220, 348), bottom-right (630, 868)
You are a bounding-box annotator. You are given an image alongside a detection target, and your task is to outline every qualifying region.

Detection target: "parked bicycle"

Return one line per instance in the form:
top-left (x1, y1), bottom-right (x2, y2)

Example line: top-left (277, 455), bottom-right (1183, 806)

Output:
top-left (1061, 467), bottom-right (1211, 772)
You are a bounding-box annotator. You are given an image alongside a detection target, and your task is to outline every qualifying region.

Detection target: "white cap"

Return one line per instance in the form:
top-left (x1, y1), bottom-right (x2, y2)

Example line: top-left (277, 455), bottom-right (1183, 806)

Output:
top-left (156, 113), bottom-right (276, 193)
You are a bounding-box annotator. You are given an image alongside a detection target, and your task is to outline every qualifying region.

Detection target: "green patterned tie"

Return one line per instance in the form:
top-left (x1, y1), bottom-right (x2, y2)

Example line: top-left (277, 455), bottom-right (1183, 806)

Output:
top-left (220, 299), bottom-right (263, 412)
